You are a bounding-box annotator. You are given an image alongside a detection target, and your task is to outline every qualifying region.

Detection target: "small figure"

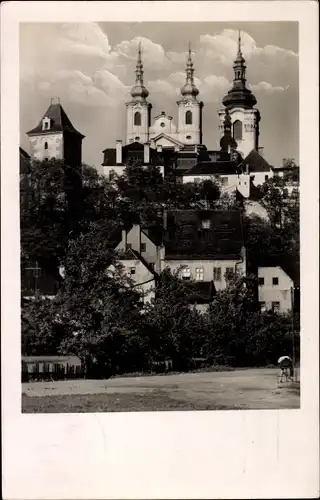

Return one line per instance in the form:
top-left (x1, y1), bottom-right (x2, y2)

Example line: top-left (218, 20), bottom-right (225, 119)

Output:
top-left (278, 355), bottom-right (294, 382)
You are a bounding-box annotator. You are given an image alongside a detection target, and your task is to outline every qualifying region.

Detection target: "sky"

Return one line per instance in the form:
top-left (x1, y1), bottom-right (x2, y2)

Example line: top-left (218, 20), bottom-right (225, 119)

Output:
top-left (20, 22), bottom-right (299, 170)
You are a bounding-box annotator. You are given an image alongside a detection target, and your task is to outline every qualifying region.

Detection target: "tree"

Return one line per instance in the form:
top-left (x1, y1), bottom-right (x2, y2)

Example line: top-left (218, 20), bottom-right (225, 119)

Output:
top-left (143, 268), bottom-right (207, 370)
top-left (53, 220), bottom-right (146, 376)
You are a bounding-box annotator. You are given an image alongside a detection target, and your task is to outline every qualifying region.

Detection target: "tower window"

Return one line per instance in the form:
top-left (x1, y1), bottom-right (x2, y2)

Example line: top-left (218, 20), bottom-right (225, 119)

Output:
top-left (185, 110), bottom-right (193, 125)
top-left (44, 141), bottom-right (48, 150)
top-left (233, 120), bottom-right (243, 140)
top-left (186, 135), bottom-right (192, 140)
top-left (42, 117), bottom-right (51, 131)
top-left (134, 112), bottom-right (141, 126)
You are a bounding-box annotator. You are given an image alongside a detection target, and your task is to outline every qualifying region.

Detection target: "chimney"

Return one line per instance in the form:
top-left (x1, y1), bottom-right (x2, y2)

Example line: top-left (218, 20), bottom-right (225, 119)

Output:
top-left (144, 142), bottom-right (150, 164)
top-left (156, 144), bottom-right (162, 153)
top-left (122, 229), bottom-right (127, 249)
top-left (116, 140), bottom-right (122, 164)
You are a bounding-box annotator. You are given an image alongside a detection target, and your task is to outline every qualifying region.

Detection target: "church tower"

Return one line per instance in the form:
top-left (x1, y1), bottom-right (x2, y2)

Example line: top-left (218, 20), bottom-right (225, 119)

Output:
top-left (219, 32), bottom-right (260, 158)
top-left (26, 97), bottom-right (84, 168)
top-left (177, 45), bottom-right (203, 145)
top-left (126, 43), bottom-right (152, 145)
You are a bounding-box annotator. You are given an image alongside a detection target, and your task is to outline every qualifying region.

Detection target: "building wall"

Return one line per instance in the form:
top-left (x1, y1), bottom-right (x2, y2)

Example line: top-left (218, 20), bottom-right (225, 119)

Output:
top-left (258, 266), bottom-right (293, 313)
top-left (119, 258), bottom-right (156, 303)
top-left (126, 102), bottom-right (151, 144)
top-left (115, 225), bottom-right (165, 273)
top-left (177, 100), bottom-right (202, 145)
top-left (162, 255), bottom-right (246, 291)
top-left (251, 171), bottom-right (273, 186)
top-left (29, 132), bottom-right (64, 161)
top-left (218, 108), bottom-right (259, 158)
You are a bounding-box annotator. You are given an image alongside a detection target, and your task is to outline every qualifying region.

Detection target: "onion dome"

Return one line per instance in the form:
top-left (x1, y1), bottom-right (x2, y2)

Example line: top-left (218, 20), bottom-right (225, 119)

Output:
top-left (180, 44), bottom-right (199, 99)
top-left (222, 31), bottom-right (257, 109)
top-left (130, 42), bottom-right (149, 101)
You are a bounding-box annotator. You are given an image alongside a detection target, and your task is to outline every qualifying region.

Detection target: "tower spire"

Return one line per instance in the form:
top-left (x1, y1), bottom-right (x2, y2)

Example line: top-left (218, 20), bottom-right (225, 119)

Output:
top-left (180, 43), bottom-right (199, 99)
top-left (130, 41), bottom-right (149, 101)
top-left (237, 30), bottom-right (242, 56)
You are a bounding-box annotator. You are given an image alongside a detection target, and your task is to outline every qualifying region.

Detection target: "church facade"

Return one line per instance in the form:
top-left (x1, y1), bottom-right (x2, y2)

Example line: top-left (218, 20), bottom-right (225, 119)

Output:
top-left (102, 33), bottom-right (274, 197)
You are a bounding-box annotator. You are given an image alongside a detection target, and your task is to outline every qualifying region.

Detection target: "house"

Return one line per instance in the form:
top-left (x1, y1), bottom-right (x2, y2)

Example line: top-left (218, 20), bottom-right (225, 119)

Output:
top-left (162, 210), bottom-right (246, 310)
top-left (240, 149), bottom-right (273, 187)
top-left (110, 247), bottom-right (158, 304)
top-left (258, 255), bottom-right (300, 313)
top-left (114, 223), bottom-right (164, 273)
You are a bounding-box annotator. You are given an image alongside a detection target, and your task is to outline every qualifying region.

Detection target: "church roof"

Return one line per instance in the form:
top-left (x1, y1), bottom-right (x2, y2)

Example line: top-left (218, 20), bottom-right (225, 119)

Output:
top-left (164, 210), bottom-right (244, 260)
top-left (241, 149), bottom-right (272, 172)
top-left (184, 161), bottom-right (238, 176)
top-left (27, 103), bottom-right (85, 138)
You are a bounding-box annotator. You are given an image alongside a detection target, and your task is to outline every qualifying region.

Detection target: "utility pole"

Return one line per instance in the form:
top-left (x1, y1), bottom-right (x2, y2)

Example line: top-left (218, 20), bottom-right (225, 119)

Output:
top-left (290, 286), bottom-right (295, 380)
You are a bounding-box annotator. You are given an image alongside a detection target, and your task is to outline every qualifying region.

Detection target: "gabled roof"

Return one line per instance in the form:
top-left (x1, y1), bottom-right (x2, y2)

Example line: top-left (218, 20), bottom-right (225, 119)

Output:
top-left (257, 254), bottom-right (300, 286)
top-left (119, 248), bottom-right (158, 277)
top-left (242, 149), bottom-right (272, 173)
top-left (151, 132), bottom-right (185, 147)
top-left (164, 210), bottom-right (244, 260)
top-left (184, 161), bottom-right (238, 176)
top-left (27, 103), bottom-right (85, 138)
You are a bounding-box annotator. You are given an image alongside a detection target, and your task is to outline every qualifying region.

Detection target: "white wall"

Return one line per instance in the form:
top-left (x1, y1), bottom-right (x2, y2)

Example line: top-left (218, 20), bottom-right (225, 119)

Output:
top-left (177, 100), bottom-right (202, 145)
top-left (29, 132), bottom-right (64, 161)
top-left (113, 258), bottom-right (156, 304)
top-left (258, 266), bottom-right (293, 313)
top-left (162, 255), bottom-right (245, 291)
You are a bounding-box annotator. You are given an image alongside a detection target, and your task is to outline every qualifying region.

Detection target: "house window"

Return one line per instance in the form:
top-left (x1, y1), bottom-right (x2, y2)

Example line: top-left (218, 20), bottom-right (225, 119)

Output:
top-left (272, 301), bottom-right (280, 313)
top-left (258, 277), bottom-right (264, 286)
top-left (185, 110), bottom-right (192, 125)
top-left (141, 243), bottom-right (146, 252)
top-left (265, 175), bottom-right (269, 181)
top-left (23, 262), bottom-right (42, 295)
top-left (130, 267), bottom-right (136, 275)
top-left (181, 267), bottom-right (191, 280)
top-left (109, 170), bottom-right (115, 181)
top-left (195, 267), bottom-right (204, 281)
top-left (233, 120), bottom-right (243, 140)
top-left (44, 142), bottom-right (48, 150)
top-left (213, 267), bottom-right (221, 281)
top-left (259, 301), bottom-right (266, 311)
top-left (44, 157), bottom-right (49, 161)
top-left (201, 219), bottom-right (211, 230)
top-left (126, 243), bottom-right (132, 250)
top-left (225, 267), bottom-right (234, 280)
top-left (186, 135), bottom-right (192, 139)
top-left (272, 277), bottom-right (279, 285)
top-left (134, 112), bottom-right (141, 126)
top-left (194, 177), bottom-right (201, 184)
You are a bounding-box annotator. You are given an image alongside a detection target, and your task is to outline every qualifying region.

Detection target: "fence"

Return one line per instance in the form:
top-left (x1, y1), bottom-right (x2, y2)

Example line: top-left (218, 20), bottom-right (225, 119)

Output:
top-left (22, 360), bottom-right (85, 382)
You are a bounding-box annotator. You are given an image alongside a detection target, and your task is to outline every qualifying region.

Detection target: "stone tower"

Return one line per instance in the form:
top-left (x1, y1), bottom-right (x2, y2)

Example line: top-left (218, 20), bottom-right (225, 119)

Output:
top-left (218, 31), bottom-right (260, 158)
top-left (26, 97), bottom-right (84, 167)
top-left (177, 44), bottom-right (203, 145)
top-left (126, 43), bottom-right (152, 145)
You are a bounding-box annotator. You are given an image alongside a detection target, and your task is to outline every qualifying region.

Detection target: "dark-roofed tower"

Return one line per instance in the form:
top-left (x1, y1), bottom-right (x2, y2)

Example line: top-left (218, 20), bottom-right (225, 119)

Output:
top-left (27, 97), bottom-right (85, 167)
top-left (218, 31), bottom-right (260, 158)
top-left (177, 43), bottom-right (203, 145)
top-left (126, 42), bottom-right (152, 145)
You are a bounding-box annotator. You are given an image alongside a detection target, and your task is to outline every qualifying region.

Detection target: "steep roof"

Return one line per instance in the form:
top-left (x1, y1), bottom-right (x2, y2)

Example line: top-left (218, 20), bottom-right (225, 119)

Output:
top-left (184, 161), bottom-right (238, 176)
top-left (27, 103), bottom-right (85, 138)
top-left (119, 248), bottom-right (158, 277)
top-left (164, 210), bottom-right (244, 260)
top-left (242, 149), bottom-right (272, 173)
top-left (257, 254), bottom-right (300, 286)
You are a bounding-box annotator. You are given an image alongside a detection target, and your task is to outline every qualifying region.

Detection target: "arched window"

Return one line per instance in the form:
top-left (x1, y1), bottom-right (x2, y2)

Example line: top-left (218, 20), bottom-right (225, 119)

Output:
top-left (233, 120), bottom-right (243, 140)
top-left (44, 141), bottom-right (48, 150)
top-left (185, 110), bottom-right (192, 125)
top-left (134, 112), bottom-right (141, 126)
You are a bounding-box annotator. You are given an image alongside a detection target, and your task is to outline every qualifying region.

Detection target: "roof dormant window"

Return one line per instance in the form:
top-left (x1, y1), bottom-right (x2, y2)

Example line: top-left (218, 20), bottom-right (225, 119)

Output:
top-left (42, 117), bottom-right (51, 131)
top-left (201, 219), bottom-right (211, 230)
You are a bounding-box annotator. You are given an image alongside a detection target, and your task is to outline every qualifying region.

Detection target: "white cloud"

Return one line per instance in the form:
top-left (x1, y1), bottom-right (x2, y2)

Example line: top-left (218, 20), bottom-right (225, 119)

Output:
top-left (250, 81), bottom-right (285, 92)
